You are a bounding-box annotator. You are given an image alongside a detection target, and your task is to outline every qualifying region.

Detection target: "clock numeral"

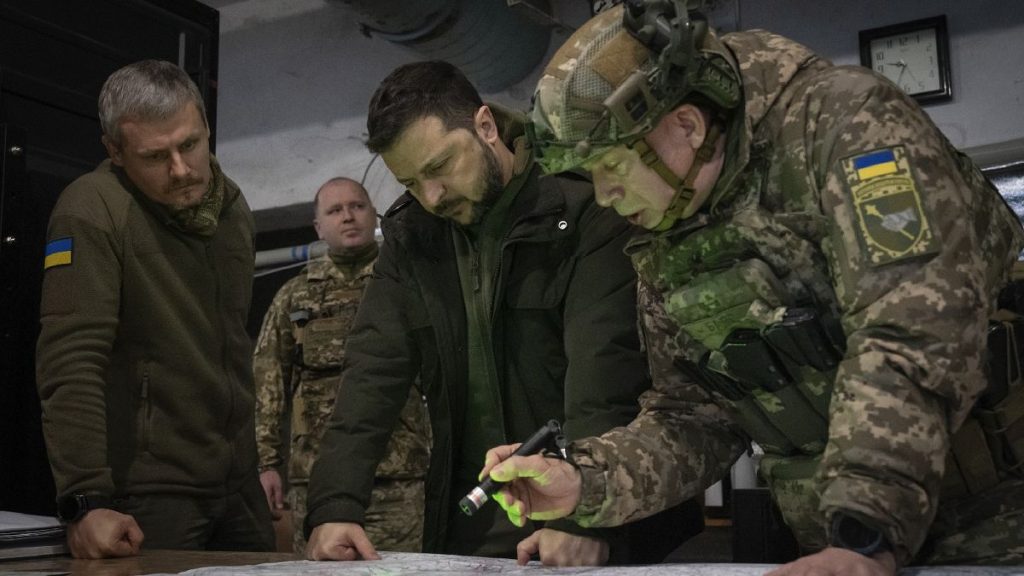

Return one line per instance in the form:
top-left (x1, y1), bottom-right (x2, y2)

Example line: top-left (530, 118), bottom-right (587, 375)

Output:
top-left (859, 16), bottom-right (950, 103)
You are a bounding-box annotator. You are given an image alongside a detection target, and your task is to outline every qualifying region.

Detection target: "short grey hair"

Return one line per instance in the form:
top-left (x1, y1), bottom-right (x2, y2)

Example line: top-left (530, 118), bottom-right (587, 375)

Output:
top-left (99, 60), bottom-right (207, 146)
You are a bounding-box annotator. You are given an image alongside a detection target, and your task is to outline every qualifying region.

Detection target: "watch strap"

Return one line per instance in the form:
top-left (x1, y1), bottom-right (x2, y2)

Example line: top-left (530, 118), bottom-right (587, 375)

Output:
top-left (57, 493), bottom-right (114, 523)
top-left (829, 512), bottom-right (892, 557)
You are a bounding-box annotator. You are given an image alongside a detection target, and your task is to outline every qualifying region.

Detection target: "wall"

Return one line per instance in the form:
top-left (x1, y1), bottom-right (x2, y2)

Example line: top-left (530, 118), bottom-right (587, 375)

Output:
top-left (209, 0), bottom-right (1024, 226)
top-left (714, 0), bottom-right (1024, 153)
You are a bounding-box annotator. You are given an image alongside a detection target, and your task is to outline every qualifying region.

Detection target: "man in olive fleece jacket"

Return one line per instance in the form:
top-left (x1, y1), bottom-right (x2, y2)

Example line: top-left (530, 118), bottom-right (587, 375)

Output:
top-left (36, 60), bottom-right (273, 559)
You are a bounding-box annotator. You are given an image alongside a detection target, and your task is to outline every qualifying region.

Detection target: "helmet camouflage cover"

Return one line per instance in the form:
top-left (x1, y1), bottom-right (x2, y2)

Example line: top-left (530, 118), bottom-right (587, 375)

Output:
top-left (529, 1), bottom-right (741, 174)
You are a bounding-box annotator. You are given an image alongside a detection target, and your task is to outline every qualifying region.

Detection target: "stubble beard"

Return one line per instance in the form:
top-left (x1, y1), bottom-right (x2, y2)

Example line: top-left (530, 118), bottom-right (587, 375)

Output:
top-left (460, 138), bottom-right (505, 226)
top-left (167, 175), bottom-right (209, 211)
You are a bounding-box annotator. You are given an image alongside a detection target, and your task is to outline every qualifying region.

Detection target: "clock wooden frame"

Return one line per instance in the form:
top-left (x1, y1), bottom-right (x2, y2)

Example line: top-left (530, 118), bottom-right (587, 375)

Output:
top-left (859, 15), bottom-right (952, 104)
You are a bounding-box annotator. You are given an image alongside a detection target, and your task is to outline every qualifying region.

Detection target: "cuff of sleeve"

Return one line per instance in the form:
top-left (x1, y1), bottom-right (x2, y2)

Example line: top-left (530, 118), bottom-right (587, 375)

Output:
top-left (822, 476), bottom-right (925, 567)
top-left (545, 519), bottom-right (601, 538)
top-left (257, 450), bottom-right (283, 471)
top-left (826, 508), bottom-right (908, 567)
top-left (568, 442), bottom-right (611, 527)
top-left (302, 497), bottom-right (366, 540)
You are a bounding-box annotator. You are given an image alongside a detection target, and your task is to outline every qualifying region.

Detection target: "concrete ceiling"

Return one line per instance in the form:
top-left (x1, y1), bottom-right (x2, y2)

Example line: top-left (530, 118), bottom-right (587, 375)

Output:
top-left (197, 0), bottom-right (588, 213)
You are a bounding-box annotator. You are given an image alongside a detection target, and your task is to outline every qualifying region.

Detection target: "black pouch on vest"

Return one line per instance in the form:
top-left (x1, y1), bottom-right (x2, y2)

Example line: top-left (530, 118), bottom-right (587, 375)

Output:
top-left (720, 328), bottom-right (792, 392)
top-left (763, 307), bottom-right (844, 373)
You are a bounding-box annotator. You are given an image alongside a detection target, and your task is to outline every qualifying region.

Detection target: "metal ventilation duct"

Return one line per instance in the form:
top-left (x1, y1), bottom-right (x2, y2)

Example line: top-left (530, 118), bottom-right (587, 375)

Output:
top-left (332, 0), bottom-right (552, 92)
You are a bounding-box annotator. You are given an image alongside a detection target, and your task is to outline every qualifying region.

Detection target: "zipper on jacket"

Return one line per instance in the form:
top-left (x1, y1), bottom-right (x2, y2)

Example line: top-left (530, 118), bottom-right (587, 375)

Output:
top-left (139, 366), bottom-right (151, 453)
top-left (490, 211), bottom-right (553, 323)
top-left (206, 239), bottom-right (237, 451)
top-left (471, 252), bottom-right (481, 292)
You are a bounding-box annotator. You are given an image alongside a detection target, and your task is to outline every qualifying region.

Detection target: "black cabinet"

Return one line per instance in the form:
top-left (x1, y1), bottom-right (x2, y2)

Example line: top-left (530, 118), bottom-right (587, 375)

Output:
top-left (0, 0), bottom-right (218, 515)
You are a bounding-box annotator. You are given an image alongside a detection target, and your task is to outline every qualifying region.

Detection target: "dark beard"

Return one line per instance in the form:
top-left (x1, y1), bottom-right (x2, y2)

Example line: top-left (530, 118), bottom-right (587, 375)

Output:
top-left (461, 137), bottom-right (506, 226)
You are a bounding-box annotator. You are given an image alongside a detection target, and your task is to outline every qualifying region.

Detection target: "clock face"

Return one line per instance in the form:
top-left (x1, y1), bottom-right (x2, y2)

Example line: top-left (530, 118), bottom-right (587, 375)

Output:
top-left (860, 16), bottom-right (952, 104)
top-left (869, 28), bottom-right (942, 95)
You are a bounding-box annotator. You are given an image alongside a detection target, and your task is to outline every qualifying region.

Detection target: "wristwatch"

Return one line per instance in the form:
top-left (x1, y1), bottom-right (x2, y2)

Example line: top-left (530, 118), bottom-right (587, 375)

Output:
top-left (57, 493), bottom-right (113, 523)
top-left (829, 512), bottom-right (892, 557)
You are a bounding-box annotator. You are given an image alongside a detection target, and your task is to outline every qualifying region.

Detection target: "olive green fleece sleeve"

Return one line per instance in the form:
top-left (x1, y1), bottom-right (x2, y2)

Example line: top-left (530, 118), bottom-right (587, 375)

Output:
top-left (36, 176), bottom-right (126, 498)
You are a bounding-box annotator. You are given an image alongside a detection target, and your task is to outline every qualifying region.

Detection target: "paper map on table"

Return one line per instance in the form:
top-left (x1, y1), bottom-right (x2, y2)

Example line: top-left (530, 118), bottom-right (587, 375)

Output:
top-left (163, 552), bottom-right (773, 576)
top-left (158, 552), bottom-right (1024, 576)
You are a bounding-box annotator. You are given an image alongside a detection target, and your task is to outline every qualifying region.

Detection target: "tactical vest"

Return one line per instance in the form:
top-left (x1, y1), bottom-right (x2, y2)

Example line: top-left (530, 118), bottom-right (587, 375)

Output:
top-left (281, 262), bottom-right (432, 482)
top-left (632, 207), bottom-right (1024, 550)
top-left (285, 277), bottom-right (362, 454)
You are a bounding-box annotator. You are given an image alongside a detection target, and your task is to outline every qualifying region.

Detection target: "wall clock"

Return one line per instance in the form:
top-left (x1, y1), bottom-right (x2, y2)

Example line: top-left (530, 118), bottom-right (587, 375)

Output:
top-left (859, 15), bottom-right (952, 104)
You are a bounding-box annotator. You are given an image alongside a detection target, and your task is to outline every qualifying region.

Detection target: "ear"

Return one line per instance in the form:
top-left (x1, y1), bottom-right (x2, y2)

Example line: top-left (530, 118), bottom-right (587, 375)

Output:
top-left (473, 105), bottom-right (499, 145)
top-left (313, 218), bottom-right (325, 241)
top-left (102, 135), bottom-right (124, 166)
top-left (668, 104), bottom-right (709, 151)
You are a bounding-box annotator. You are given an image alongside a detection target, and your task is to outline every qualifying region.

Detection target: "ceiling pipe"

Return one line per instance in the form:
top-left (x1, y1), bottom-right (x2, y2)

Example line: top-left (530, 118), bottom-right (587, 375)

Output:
top-left (330, 0), bottom-right (553, 92)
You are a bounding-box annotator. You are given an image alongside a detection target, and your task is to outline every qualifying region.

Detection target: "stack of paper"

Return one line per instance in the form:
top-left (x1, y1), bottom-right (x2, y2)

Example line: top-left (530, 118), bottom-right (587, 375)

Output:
top-left (0, 511), bottom-right (67, 560)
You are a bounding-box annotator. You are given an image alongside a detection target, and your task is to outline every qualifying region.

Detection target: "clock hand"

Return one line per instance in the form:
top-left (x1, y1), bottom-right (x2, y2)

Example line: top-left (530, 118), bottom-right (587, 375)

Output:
top-left (895, 60), bottom-right (907, 87)
top-left (881, 60), bottom-right (907, 84)
top-left (901, 63), bottom-right (920, 86)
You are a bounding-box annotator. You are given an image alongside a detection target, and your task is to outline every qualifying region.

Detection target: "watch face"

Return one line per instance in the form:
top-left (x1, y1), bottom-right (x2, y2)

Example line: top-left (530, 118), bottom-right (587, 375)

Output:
top-left (831, 513), bottom-right (889, 556)
top-left (869, 28), bottom-right (941, 95)
top-left (57, 494), bottom-right (83, 522)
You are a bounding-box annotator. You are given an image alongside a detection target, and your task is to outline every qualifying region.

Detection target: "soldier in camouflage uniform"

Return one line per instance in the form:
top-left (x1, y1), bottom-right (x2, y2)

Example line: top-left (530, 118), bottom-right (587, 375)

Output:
top-left (481, 2), bottom-right (1024, 574)
top-left (254, 177), bottom-right (430, 554)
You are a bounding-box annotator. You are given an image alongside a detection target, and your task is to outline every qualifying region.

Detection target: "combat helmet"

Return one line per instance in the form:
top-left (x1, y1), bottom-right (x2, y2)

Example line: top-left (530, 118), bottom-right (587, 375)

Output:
top-left (529, 0), bottom-right (741, 229)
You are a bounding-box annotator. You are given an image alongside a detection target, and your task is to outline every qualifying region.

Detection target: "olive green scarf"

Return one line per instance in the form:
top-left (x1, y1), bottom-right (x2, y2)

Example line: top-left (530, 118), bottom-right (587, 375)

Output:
top-left (328, 241), bottom-right (379, 275)
top-left (172, 156), bottom-right (228, 236)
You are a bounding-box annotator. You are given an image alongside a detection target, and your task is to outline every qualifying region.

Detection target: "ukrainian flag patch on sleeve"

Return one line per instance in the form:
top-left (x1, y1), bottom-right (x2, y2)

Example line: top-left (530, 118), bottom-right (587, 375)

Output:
top-left (44, 237), bottom-right (73, 270)
top-left (841, 146), bottom-right (938, 267)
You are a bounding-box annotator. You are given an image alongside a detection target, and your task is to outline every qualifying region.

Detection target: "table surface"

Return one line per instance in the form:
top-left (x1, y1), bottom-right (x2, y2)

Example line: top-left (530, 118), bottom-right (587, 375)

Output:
top-left (0, 549), bottom-right (300, 575)
top-left (1, 550), bottom-right (1021, 576)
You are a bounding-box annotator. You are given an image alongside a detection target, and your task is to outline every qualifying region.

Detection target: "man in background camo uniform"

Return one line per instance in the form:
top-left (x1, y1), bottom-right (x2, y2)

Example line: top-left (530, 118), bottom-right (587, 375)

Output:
top-left (254, 177), bottom-right (430, 553)
top-left (479, 2), bottom-right (1024, 574)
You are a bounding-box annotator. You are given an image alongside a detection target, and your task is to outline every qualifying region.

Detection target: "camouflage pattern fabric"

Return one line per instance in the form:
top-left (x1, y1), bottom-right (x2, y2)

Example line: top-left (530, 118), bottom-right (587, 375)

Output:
top-left (568, 30), bottom-right (1024, 566)
top-left (571, 281), bottom-right (749, 527)
top-left (922, 477), bottom-right (1024, 565)
top-left (253, 248), bottom-right (431, 552)
top-left (289, 477), bottom-right (425, 554)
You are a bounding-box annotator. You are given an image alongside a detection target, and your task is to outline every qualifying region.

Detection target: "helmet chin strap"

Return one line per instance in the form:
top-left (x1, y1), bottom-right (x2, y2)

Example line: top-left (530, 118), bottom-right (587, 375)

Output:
top-left (629, 122), bottom-right (722, 232)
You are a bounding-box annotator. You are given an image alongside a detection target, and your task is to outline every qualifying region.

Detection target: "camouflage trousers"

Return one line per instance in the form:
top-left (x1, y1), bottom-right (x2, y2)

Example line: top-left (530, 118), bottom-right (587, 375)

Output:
top-left (918, 477), bottom-right (1024, 565)
top-left (289, 478), bottom-right (426, 555)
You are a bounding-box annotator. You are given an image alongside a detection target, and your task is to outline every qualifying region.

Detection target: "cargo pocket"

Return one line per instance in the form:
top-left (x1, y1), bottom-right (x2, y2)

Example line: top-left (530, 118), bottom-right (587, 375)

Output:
top-left (301, 316), bottom-right (346, 371)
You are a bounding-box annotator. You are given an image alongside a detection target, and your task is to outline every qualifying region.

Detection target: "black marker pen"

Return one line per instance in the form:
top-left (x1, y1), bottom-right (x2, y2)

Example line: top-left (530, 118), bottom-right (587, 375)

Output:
top-left (458, 419), bottom-right (563, 516)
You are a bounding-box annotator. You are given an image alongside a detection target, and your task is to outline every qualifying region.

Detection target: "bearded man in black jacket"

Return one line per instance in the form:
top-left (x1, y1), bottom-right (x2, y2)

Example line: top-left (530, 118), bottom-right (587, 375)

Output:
top-left (304, 60), bottom-right (702, 565)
